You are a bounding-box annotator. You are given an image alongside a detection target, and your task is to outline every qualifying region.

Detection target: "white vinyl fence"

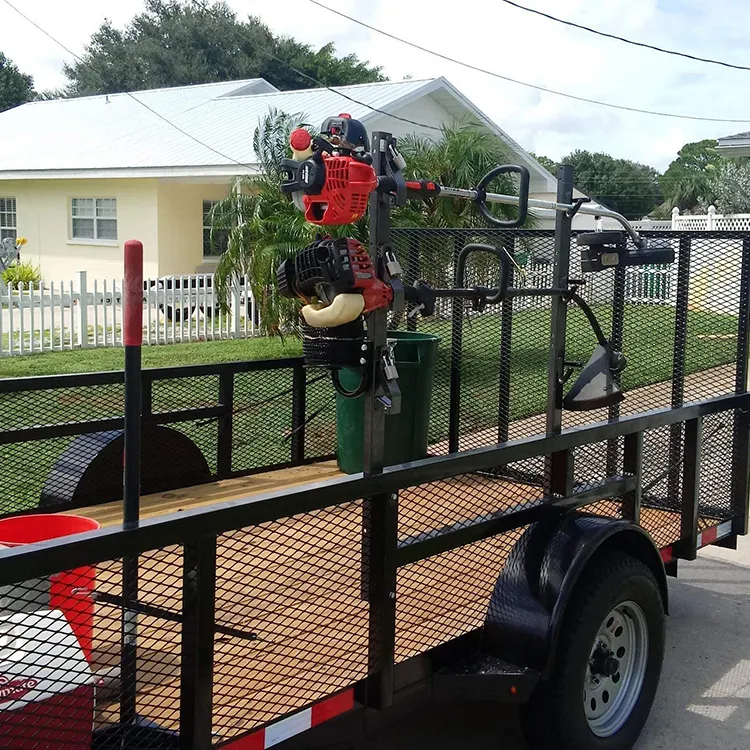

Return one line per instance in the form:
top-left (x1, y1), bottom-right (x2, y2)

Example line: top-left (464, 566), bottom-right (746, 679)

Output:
top-left (1, 271), bottom-right (258, 357)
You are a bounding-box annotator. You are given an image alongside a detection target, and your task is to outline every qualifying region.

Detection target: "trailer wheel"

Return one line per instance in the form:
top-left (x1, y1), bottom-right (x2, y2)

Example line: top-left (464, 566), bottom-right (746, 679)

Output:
top-left (520, 550), bottom-right (665, 750)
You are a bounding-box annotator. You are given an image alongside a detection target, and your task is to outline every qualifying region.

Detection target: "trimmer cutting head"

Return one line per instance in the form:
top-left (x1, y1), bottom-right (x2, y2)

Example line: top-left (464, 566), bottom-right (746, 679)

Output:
top-left (563, 344), bottom-right (625, 411)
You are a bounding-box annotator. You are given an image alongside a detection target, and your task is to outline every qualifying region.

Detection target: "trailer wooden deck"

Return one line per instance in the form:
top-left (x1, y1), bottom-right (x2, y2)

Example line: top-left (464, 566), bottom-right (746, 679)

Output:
top-left (65, 460), bottom-right (717, 742)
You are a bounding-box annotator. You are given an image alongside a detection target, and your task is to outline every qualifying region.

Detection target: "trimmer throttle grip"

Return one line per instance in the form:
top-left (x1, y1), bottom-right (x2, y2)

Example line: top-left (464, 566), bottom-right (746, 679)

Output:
top-left (406, 180), bottom-right (442, 199)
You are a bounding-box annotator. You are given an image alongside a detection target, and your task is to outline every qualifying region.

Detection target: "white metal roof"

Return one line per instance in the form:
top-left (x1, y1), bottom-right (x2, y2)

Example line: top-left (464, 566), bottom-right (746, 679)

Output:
top-left (0, 76), bottom-right (555, 190)
top-left (0, 78), bottom-right (437, 178)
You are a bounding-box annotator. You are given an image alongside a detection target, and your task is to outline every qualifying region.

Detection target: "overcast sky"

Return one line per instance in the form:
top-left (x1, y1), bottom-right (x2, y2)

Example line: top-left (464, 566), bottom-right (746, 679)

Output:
top-left (1, 0), bottom-right (749, 170)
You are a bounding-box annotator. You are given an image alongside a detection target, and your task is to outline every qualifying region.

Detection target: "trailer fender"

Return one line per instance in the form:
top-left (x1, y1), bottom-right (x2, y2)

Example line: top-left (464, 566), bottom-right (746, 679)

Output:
top-left (40, 425), bottom-right (212, 510)
top-left (483, 513), bottom-right (668, 678)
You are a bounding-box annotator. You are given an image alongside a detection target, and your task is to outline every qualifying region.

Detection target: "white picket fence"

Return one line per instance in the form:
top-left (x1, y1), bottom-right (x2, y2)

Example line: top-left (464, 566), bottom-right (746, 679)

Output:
top-left (0, 271), bottom-right (259, 357)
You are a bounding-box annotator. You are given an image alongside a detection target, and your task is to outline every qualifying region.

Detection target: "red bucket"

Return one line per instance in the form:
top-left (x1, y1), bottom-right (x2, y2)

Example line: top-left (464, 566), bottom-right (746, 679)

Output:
top-left (0, 514), bottom-right (100, 662)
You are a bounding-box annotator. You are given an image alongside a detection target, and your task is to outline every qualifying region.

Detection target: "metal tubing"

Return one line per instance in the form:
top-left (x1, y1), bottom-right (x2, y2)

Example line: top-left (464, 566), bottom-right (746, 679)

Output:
top-left (121, 238), bottom-right (143, 729)
top-left (406, 235), bottom-right (420, 332)
top-left (607, 262), bottom-right (627, 476)
top-left (498, 235), bottom-right (515, 444)
top-left (678, 417), bottom-right (703, 560)
top-left (622, 431), bottom-right (643, 524)
top-left (668, 236), bottom-right (692, 505)
top-left (438, 186), bottom-right (644, 247)
top-left (546, 165), bottom-right (574, 500)
top-left (180, 537), bottom-right (217, 750)
top-left (449, 234), bottom-right (465, 453)
top-left (217, 370), bottom-right (234, 477)
top-left (291, 364), bottom-right (306, 464)
top-left (362, 132), bottom-right (397, 710)
top-left (732, 236), bottom-right (750, 536)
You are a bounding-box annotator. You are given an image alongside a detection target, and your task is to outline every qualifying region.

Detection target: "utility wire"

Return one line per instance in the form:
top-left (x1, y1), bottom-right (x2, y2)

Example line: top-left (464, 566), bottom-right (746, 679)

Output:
top-left (307, 0), bottom-right (750, 124)
top-left (0, 0), bottom-right (260, 171)
top-left (1, 0), bottom-right (441, 176)
top-left (500, 0), bottom-right (750, 73)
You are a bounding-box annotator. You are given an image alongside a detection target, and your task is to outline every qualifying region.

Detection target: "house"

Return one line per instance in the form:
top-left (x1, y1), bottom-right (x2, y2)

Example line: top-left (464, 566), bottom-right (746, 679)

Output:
top-left (717, 131), bottom-right (750, 157)
top-left (0, 76), bottom-right (592, 283)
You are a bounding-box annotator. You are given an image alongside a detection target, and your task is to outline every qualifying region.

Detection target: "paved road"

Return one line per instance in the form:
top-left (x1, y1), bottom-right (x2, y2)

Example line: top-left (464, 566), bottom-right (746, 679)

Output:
top-left (355, 549), bottom-right (750, 750)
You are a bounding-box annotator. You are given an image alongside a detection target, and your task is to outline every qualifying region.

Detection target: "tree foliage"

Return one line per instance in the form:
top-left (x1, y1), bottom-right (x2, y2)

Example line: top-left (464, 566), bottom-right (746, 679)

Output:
top-left (559, 150), bottom-right (662, 219)
top-left (710, 160), bottom-right (750, 214)
top-left (0, 52), bottom-right (35, 113)
top-left (394, 122), bottom-right (521, 228)
top-left (530, 152), bottom-right (558, 174)
top-left (659, 139), bottom-right (721, 212)
top-left (63, 0), bottom-right (384, 96)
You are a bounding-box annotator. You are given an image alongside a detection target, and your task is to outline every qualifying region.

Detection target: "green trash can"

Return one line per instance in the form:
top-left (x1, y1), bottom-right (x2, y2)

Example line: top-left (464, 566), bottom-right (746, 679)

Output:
top-left (336, 331), bottom-right (440, 474)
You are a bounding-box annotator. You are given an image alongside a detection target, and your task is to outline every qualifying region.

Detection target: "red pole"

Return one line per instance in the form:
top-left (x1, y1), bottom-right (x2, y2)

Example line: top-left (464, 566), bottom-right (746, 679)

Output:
top-left (122, 239), bottom-right (143, 729)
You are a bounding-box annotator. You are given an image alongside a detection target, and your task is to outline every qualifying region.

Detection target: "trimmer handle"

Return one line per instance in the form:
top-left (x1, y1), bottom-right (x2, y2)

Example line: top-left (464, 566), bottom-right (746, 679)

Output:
top-left (475, 165), bottom-right (530, 228)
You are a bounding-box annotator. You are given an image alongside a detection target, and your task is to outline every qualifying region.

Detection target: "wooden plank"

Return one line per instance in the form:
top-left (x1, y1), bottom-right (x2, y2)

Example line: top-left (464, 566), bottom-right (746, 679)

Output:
top-left (65, 461), bottom-right (342, 527)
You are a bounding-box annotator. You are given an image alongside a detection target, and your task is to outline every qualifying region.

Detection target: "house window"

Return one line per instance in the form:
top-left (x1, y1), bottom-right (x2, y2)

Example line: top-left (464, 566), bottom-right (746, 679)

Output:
top-left (203, 200), bottom-right (229, 257)
top-left (71, 198), bottom-right (118, 241)
top-left (0, 197), bottom-right (17, 241)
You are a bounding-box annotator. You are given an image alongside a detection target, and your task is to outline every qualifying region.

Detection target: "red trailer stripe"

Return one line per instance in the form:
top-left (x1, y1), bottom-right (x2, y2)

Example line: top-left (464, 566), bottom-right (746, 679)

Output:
top-left (222, 689), bottom-right (355, 749)
top-left (311, 690), bottom-right (355, 726)
top-left (701, 525), bottom-right (718, 546)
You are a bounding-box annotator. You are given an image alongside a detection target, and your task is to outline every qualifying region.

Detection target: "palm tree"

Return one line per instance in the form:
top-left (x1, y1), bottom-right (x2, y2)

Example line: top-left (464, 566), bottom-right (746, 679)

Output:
top-left (210, 113), bottom-right (529, 333)
top-left (393, 120), bottom-right (525, 228)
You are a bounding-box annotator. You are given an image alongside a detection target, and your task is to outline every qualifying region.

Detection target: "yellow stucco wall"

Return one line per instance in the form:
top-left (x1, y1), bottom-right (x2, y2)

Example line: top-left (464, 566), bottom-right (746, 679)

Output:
top-left (3, 178), bottom-right (159, 283)
top-left (0, 178), bottom-right (230, 284)
top-left (156, 180), bottom-right (228, 277)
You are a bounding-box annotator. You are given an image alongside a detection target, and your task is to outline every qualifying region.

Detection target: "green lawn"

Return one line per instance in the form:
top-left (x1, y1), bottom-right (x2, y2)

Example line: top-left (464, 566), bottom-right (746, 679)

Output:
top-left (0, 304), bottom-right (738, 515)
top-left (0, 335), bottom-right (301, 378)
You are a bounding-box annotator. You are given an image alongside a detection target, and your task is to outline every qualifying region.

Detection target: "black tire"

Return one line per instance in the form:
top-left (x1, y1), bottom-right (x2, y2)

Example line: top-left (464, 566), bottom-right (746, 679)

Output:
top-left (577, 231), bottom-right (623, 246)
top-left (520, 550), bottom-right (665, 750)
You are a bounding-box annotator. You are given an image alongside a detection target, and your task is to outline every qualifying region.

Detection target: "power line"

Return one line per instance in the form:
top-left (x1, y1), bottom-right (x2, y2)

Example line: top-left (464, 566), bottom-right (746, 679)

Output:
top-left (1, 0), bottom-right (441, 177)
top-left (0, 0), bottom-right (258, 171)
top-left (500, 0), bottom-right (750, 73)
top-left (307, 0), bottom-right (750, 124)
top-left (266, 53), bottom-right (440, 131)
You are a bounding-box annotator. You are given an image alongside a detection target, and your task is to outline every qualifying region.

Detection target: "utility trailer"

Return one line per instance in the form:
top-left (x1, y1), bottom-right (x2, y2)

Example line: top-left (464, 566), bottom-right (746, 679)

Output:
top-left (0, 142), bottom-right (749, 750)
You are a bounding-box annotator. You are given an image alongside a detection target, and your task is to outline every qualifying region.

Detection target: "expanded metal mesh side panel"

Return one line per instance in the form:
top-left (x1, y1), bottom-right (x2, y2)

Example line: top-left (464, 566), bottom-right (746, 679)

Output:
top-left (391, 229), bottom-right (558, 478)
top-left (1, 382), bottom-right (125, 430)
top-left (640, 424), bottom-right (679, 514)
top-left (0, 436), bottom-right (74, 516)
top-left (211, 501), bottom-right (366, 742)
top-left (0, 548), bottom-right (183, 749)
top-left (398, 472), bottom-right (542, 540)
top-left (683, 236), bottom-right (743, 403)
top-left (395, 529), bottom-right (525, 663)
top-left (303, 369), bottom-right (337, 461)
top-left (232, 368), bottom-right (296, 473)
top-left (151, 374), bottom-right (219, 413)
top-left (698, 411), bottom-right (735, 520)
top-left (573, 438), bottom-right (623, 488)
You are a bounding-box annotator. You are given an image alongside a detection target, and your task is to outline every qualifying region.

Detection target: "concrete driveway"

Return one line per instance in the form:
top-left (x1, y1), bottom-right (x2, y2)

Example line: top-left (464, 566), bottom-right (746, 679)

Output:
top-left (357, 547), bottom-right (750, 750)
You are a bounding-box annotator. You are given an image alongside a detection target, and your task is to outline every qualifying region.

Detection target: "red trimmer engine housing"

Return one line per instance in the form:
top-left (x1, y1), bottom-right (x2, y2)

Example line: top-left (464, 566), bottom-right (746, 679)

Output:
top-left (302, 155), bottom-right (377, 225)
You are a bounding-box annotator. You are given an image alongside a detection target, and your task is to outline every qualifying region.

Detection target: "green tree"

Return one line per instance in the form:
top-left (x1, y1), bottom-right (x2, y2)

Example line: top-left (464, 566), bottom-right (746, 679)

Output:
top-left (63, 0), bottom-right (384, 96)
top-left (530, 153), bottom-right (558, 174)
top-left (659, 139), bottom-right (721, 211)
top-left (710, 160), bottom-right (750, 214)
top-left (0, 52), bottom-right (35, 113)
top-left (561, 150), bottom-right (662, 219)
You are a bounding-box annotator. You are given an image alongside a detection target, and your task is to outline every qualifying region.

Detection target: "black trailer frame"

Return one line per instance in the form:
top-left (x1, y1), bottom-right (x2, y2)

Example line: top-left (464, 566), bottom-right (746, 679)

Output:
top-left (0, 155), bottom-right (749, 749)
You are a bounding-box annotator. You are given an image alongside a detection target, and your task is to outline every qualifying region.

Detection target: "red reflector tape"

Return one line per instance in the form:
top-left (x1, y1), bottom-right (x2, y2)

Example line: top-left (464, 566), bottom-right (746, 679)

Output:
top-left (223, 690), bottom-right (355, 749)
top-left (697, 520), bottom-right (733, 550)
top-left (660, 546), bottom-right (673, 563)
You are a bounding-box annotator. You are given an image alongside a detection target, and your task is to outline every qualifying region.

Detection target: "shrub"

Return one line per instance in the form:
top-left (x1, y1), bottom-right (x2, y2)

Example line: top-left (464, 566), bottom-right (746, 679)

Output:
top-left (2, 261), bottom-right (41, 289)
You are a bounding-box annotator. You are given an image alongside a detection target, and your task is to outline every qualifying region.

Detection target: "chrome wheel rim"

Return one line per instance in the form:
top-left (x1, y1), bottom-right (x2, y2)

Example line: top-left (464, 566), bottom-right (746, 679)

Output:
top-left (584, 600), bottom-right (648, 737)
